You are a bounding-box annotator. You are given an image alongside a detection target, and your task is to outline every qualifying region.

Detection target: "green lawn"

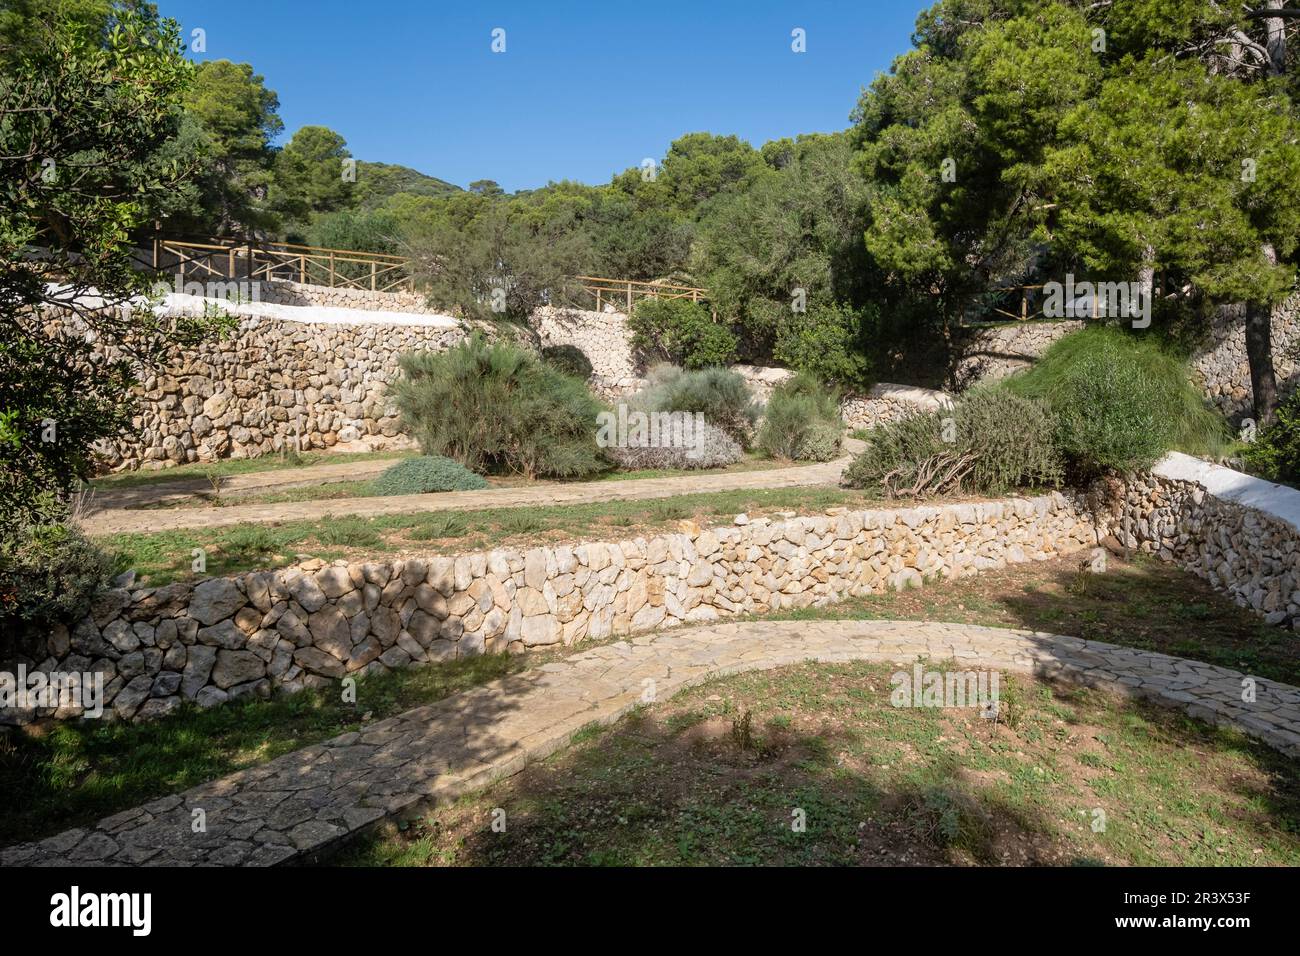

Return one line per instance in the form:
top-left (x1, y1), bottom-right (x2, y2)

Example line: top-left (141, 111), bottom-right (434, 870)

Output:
top-left (99, 486), bottom-right (882, 586)
top-left (340, 659), bottom-right (1300, 866)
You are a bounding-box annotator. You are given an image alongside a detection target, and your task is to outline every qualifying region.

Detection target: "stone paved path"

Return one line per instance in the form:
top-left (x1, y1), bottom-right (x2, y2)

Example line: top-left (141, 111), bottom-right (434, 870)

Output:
top-left (81, 447), bottom-right (860, 537)
top-left (4, 619), bottom-right (1297, 868)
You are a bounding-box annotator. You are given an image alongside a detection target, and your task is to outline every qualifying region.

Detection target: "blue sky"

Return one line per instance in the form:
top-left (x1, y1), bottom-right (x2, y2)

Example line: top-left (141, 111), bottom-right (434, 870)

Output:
top-left (158, 0), bottom-right (928, 192)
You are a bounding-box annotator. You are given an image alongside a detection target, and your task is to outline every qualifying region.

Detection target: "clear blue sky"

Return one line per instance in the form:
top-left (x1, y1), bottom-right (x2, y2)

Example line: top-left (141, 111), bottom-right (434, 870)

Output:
top-left (157, 0), bottom-right (928, 193)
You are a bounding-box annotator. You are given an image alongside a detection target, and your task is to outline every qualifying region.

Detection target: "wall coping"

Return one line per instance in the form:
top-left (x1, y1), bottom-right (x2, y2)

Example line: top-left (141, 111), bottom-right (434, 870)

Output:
top-left (1153, 452), bottom-right (1300, 534)
top-left (43, 283), bottom-right (462, 330)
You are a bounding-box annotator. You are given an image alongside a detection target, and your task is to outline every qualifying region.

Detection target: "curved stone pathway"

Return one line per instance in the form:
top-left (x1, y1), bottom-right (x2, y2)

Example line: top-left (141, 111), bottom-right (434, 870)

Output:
top-left (4, 618), bottom-right (1297, 867)
top-left (81, 447), bottom-right (860, 537)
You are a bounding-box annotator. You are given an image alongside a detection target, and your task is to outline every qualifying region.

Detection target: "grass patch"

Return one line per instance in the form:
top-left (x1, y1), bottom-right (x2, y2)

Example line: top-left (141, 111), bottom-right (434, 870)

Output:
top-left (337, 660), bottom-right (1300, 866)
top-left (0, 646), bottom-right (570, 846)
top-left (761, 551), bottom-right (1300, 687)
top-left (100, 487), bottom-right (887, 586)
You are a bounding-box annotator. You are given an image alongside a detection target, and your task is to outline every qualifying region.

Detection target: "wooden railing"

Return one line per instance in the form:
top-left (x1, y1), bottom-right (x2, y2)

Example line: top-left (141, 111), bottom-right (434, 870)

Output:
top-left (152, 238), bottom-right (414, 293)
top-left (957, 280), bottom-right (1164, 326)
top-left (571, 275), bottom-right (710, 314)
top-left (148, 240), bottom-right (714, 308)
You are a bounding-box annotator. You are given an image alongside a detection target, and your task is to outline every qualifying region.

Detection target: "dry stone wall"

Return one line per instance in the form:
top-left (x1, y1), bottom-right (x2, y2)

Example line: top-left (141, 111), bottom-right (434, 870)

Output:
top-left (1191, 295), bottom-right (1300, 424)
top-left (82, 312), bottom-right (468, 471)
top-left (842, 384), bottom-right (953, 431)
top-left (2, 493), bottom-right (1095, 725)
top-left (253, 279), bottom-right (436, 314)
top-left (953, 320), bottom-right (1084, 388)
top-left (532, 306), bottom-right (641, 387)
top-left (1111, 453), bottom-right (1300, 629)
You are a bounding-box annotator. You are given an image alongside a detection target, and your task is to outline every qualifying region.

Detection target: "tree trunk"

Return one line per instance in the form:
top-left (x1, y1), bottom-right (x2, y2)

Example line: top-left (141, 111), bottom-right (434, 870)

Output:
top-left (1248, 9), bottom-right (1287, 429)
top-left (1246, 298), bottom-right (1280, 429)
top-left (1265, 0), bottom-right (1286, 77)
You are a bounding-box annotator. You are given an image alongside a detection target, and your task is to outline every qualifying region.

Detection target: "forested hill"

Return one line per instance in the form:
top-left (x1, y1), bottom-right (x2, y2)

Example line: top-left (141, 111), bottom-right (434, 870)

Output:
top-left (353, 162), bottom-right (461, 208)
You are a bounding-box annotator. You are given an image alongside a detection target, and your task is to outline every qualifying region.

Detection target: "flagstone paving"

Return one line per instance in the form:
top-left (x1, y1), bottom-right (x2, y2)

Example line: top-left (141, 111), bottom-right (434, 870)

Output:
top-left (4, 618), bottom-right (1297, 867)
top-left (80, 445), bottom-right (860, 537)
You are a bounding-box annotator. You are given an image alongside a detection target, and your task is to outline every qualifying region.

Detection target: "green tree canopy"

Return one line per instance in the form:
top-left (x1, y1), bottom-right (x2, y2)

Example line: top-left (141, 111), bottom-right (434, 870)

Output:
top-left (270, 124), bottom-right (356, 230)
top-left (0, 2), bottom-right (223, 526)
top-left (181, 58), bottom-right (282, 235)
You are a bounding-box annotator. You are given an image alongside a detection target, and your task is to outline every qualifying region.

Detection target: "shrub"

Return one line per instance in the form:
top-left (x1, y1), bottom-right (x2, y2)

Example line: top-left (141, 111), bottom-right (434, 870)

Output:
top-left (795, 420), bottom-right (844, 462)
top-left (0, 523), bottom-right (116, 646)
top-left (369, 456), bottom-right (489, 496)
top-left (541, 344), bottom-right (594, 380)
top-left (605, 419), bottom-right (742, 471)
top-left (633, 364), bottom-right (759, 447)
top-left (756, 373), bottom-right (843, 461)
top-left (391, 334), bottom-right (608, 480)
top-left (841, 387), bottom-right (1061, 498)
top-left (1005, 326), bottom-right (1229, 476)
top-left (773, 302), bottom-right (874, 389)
top-left (1243, 390), bottom-right (1300, 484)
top-left (628, 298), bottom-right (738, 370)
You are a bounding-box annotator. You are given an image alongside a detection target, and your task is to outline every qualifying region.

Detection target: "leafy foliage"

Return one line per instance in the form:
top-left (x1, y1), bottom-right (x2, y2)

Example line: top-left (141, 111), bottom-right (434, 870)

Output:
top-left (628, 298), bottom-right (737, 370)
top-left (0, 521), bottom-right (117, 642)
top-left (694, 133), bottom-right (874, 385)
top-left (842, 388), bottom-right (1061, 499)
top-left (757, 373), bottom-right (843, 462)
top-left (1005, 326), bottom-right (1229, 476)
top-left (180, 58), bottom-right (282, 235)
top-left (271, 124), bottom-right (355, 229)
top-left (368, 456), bottom-right (488, 496)
top-left (0, 4), bottom-right (227, 530)
top-left (1243, 390), bottom-right (1300, 485)
top-left (633, 365), bottom-right (759, 448)
top-left (605, 419), bottom-right (742, 472)
top-left (391, 335), bottom-right (608, 480)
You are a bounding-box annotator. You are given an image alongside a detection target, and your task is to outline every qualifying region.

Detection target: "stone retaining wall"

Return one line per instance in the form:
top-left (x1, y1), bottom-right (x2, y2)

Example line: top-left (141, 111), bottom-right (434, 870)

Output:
top-left (1, 493), bottom-right (1094, 725)
top-left (254, 280), bottom-right (435, 314)
top-left (83, 313), bottom-right (467, 471)
top-left (532, 306), bottom-right (641, 386)
top-left (953, 320), bottom-right (1084, 388)
top-left (842, 384), bottom-right (953, 431)
top-left (1111, 453), bottom-right (1300, 629)
top-left (1191, 295), bottom-right (1300, 425)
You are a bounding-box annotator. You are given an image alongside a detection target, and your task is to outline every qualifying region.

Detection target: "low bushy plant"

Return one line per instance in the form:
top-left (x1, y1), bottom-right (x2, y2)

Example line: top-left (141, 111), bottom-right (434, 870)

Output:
top-left (628, 298), bottom-right (738, 369)
top-left (795, 420), bottom-right (844, 462)
top-left (1243, 389), bottom-right (1300, 484)
top-left (605, 418), bottom-right (742, 471)
top-left (756, 372), bottom-right (843, 461)
top-left (1004, 326), bottom-right (1229, 476)
top-left (633, 364), bottom-right (759, 447)
top-left (842, 387), bottom-right (1061, 498)
top-left (1, 522), bottom-right (116, 649)
top-left (391, 334), bottom-right (608, 480)
top-left (369, 455), bottom-right (489, 496)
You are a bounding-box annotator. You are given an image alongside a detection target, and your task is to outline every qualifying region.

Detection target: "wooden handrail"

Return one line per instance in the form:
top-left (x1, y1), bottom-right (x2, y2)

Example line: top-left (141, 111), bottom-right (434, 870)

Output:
top-left (155, 237), bottom-right (414, 292)
top-left (152, 239), bottom-right (716, 303)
